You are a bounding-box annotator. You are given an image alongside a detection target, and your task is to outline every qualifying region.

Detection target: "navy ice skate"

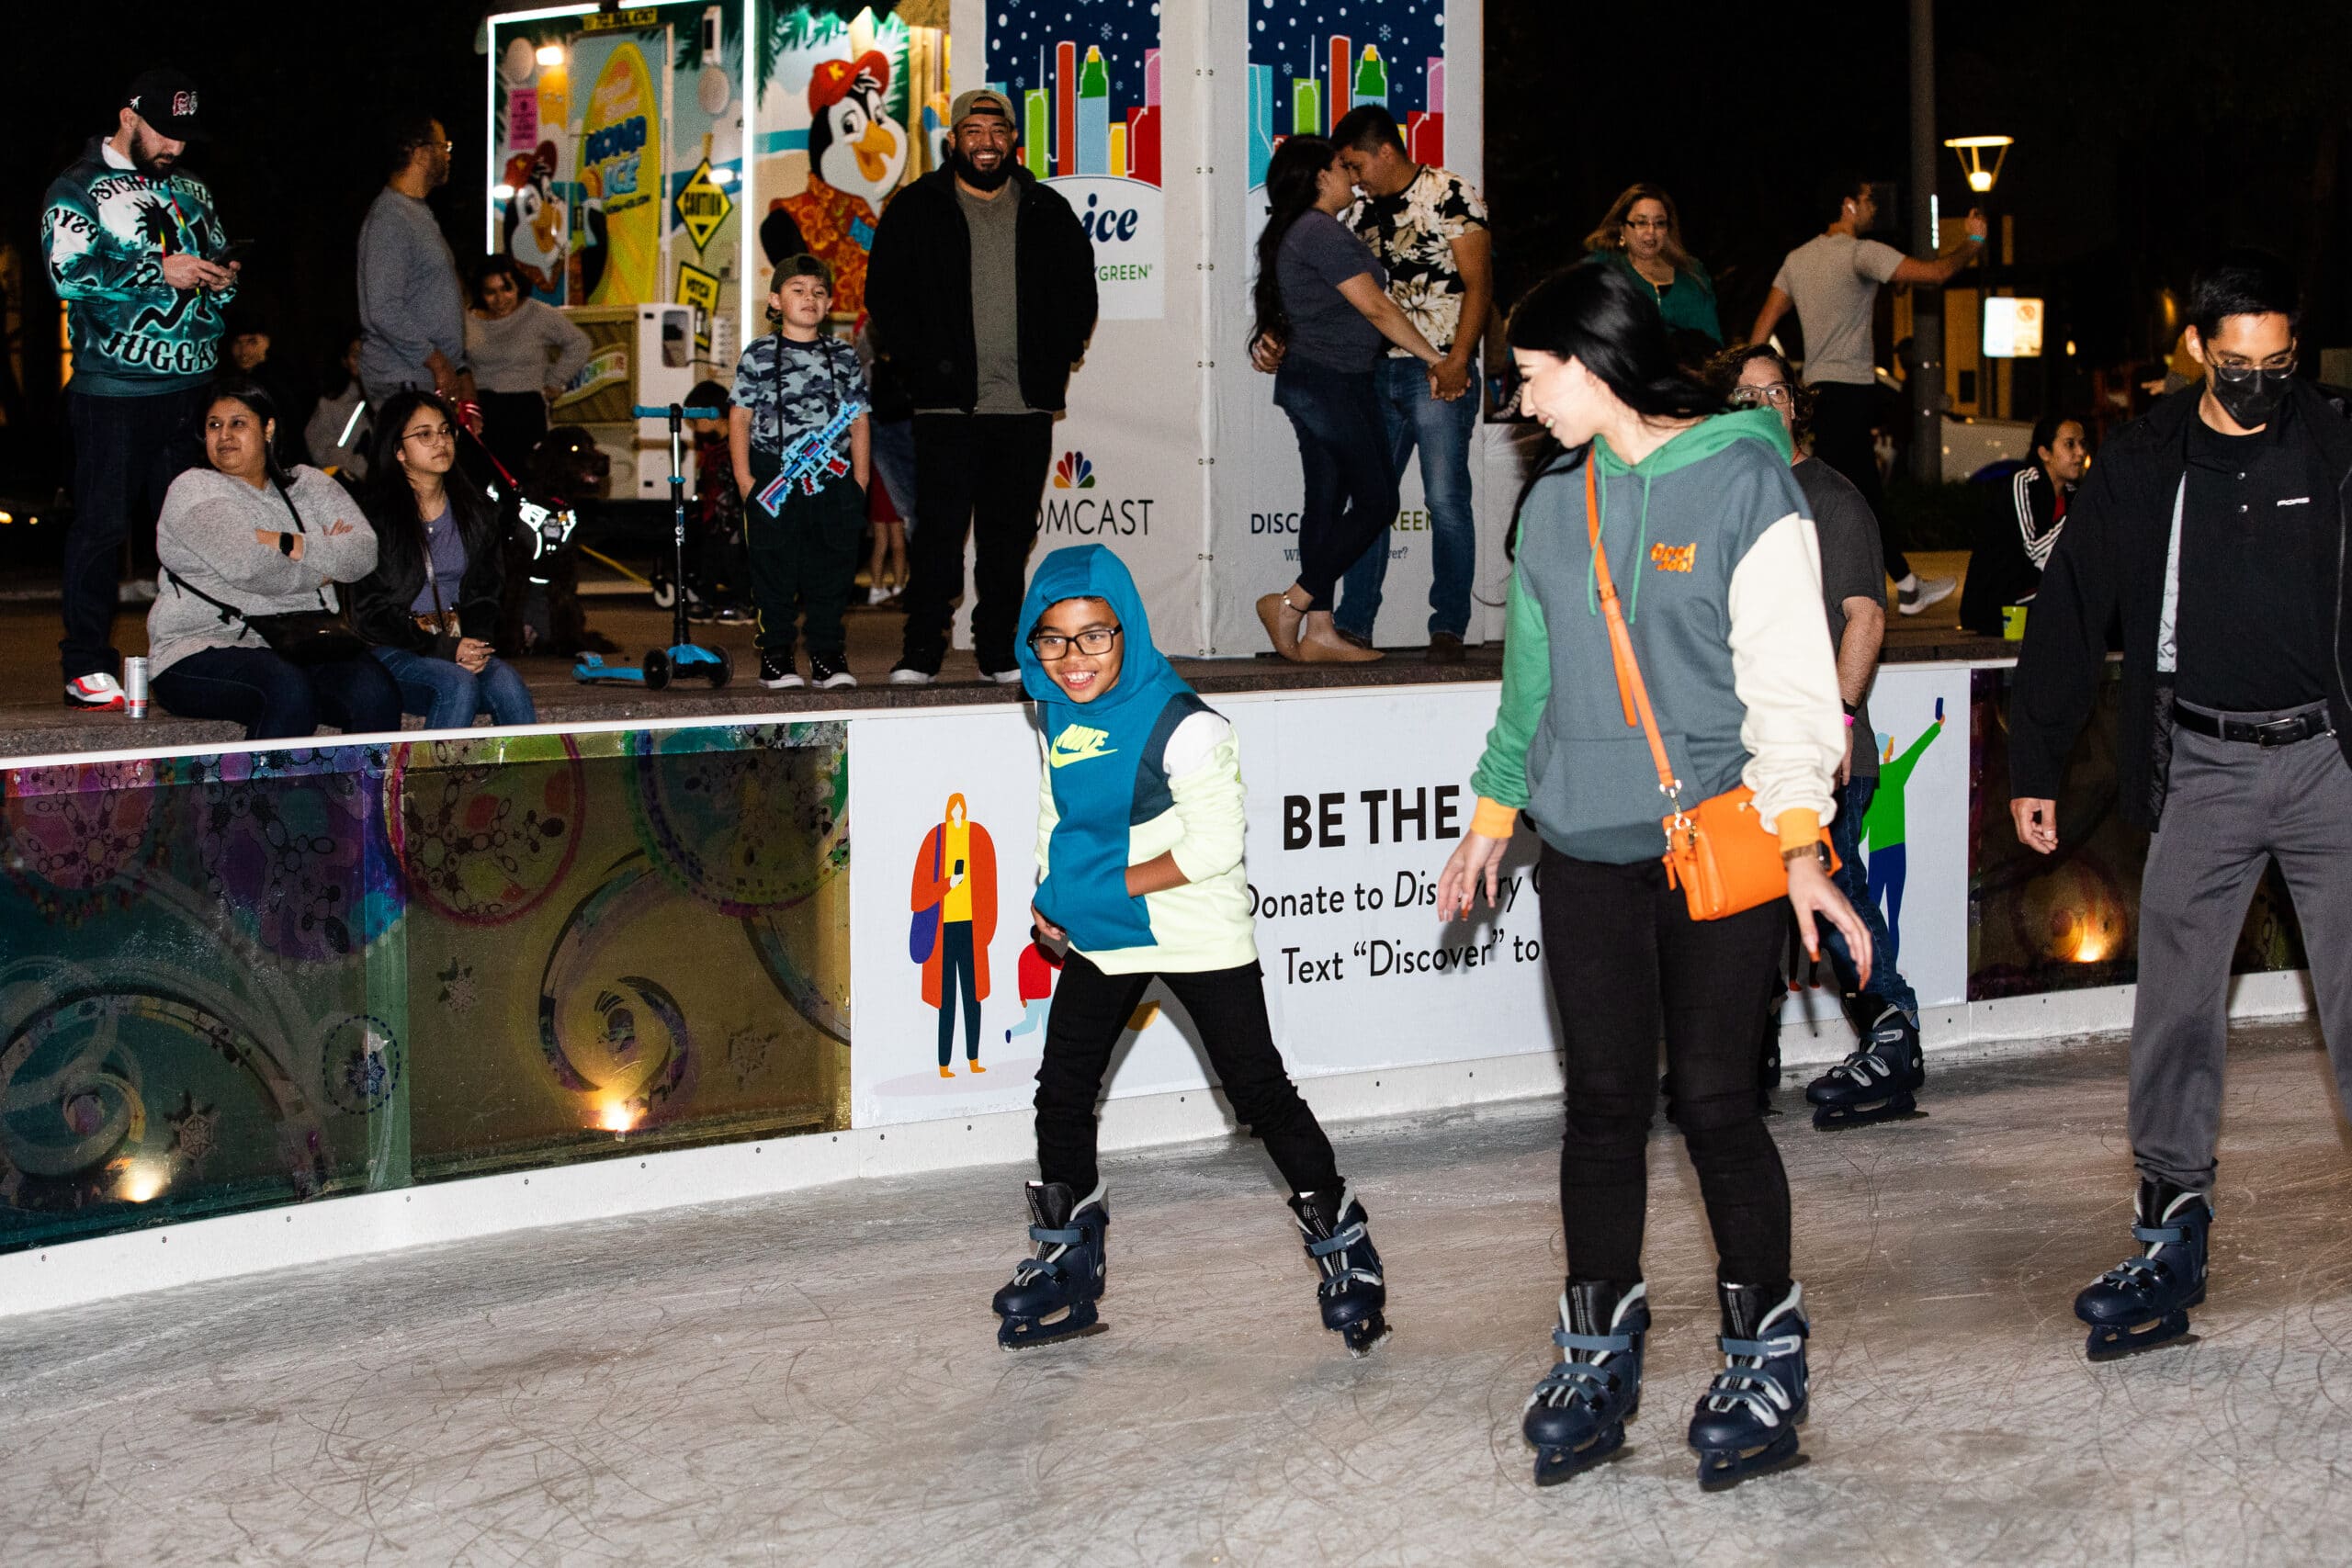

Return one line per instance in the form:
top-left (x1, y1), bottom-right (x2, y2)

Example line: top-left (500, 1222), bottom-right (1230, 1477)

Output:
top-left (1805, 1002), bottom-right (1926, 1129)
top-left (2075, 1178), bottom-right (2210, 1361)
top-left (1688, 1281), bottom-right (1810, 1490)
top-left (992, 1180), bottom-right (1109, 1348)
top-left (1522, 1280), bottom-right (1647, 1485)
top-left (1290, 1185), bottom-right (1390, 1355)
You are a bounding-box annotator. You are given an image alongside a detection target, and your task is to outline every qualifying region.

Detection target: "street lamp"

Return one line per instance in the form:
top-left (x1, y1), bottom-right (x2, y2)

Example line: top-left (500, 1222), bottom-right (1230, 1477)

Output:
top-left (1943, 134), bottom-right (2013, 193)
top-left (1945, 135), bottom-right (2015, 414)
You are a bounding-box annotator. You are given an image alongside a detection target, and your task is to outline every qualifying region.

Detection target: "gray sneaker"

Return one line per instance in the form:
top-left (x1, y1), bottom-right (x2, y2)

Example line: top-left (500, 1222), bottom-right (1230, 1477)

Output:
top-left (1898, 575), bottom-right (1956, 615)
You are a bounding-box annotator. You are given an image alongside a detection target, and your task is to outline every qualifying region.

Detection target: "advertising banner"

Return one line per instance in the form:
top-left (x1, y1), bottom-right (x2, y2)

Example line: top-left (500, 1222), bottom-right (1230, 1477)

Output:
top-left (579, 35), bottom-right (666, 306)
top-left (847, 688), bottom-right (1553, 1129)
top-left (1206, 0), bottom-right (1493, 655)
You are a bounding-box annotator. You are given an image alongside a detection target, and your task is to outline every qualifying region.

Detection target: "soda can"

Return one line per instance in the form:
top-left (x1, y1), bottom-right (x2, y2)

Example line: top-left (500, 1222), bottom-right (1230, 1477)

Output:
top-left (122, 656), bottom-right (150, 719)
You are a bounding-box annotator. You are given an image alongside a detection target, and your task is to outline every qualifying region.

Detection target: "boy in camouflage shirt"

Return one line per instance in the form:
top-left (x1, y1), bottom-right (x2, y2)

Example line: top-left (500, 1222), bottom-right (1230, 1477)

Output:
top-left (729, 255), bottom-right (871, 691)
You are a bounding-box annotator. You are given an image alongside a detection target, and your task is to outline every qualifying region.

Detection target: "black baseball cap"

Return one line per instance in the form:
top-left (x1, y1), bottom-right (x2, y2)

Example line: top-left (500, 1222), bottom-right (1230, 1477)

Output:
top-left (125, 67), bottom-right (206, 141)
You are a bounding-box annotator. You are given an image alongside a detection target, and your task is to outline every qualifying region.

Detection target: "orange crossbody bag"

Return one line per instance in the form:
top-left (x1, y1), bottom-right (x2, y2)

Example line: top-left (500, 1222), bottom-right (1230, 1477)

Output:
top-left (1582, 460), bottom-right (1837, 920)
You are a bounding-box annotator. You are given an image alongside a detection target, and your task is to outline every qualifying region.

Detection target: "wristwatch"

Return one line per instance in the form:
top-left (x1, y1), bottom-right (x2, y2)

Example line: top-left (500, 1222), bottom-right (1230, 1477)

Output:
top-left (1781, 841), bottom-right (1830, 869)
top-left (277, 532), bottom-right (296, 557)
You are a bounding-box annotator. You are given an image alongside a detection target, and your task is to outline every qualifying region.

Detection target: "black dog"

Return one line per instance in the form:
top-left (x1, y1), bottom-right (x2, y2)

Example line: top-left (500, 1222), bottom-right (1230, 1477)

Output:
top-left (493, 426), bottom-right (616, 658)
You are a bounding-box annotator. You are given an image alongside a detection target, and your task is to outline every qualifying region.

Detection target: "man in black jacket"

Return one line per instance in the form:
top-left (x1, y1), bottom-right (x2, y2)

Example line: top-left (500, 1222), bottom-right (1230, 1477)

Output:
top-left (868, 88), bottom-right (1097, 684)
top-left (2009, 250), bottom-right (2352, 1360)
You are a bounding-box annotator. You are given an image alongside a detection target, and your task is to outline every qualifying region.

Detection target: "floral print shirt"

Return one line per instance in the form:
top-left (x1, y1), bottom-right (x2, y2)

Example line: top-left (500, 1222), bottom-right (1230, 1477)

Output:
top-left (1348, 164), bottom-right (1488, 358)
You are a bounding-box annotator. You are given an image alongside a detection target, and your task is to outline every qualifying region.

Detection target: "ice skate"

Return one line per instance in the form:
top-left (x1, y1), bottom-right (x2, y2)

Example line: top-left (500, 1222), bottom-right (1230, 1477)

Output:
top-left (2075, 1178), bottom-right (2209, 1361)
top-left (1290, 1185), bottom-right (1389, 1355)
top-left (1522, 1280), bottom-right (1646, 1485)
top-left (1688, 1281), bottom-right (1809, 1490)
top-left (1806, 1001), bottom-right (1926, 1130)
top-left (992, 1180), bottom-right (1109, 1348)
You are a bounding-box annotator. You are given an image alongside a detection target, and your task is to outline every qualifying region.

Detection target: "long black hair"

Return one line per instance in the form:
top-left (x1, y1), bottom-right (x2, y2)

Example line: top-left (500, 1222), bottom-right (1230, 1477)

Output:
top-left (358, 389), bottom-right (497, 568)
top-left (1500, 265), bottom-right (1726, 557)
top-left (1250, 135), bottom-right (1338, 350)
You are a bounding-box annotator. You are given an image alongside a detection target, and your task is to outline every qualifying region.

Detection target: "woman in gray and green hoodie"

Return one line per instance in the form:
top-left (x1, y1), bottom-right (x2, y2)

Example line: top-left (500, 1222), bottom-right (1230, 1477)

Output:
top-left (1435, 265), bottom-right (1872, 1491)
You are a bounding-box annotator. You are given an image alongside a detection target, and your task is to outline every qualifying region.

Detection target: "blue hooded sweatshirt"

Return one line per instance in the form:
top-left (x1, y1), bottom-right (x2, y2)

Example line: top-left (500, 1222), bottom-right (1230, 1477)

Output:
top-left (1016, 547), bottom-right (1257, 974)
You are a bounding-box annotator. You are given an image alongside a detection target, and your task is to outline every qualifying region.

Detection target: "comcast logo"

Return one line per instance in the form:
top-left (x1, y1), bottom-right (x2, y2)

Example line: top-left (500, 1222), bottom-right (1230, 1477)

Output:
top-left (1053, 451), bottom-right (1096, 490)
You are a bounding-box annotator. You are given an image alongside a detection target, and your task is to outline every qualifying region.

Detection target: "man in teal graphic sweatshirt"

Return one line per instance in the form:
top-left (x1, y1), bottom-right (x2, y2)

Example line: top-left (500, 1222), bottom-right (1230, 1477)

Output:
top-left (41, 67), bottom-right (238, 709)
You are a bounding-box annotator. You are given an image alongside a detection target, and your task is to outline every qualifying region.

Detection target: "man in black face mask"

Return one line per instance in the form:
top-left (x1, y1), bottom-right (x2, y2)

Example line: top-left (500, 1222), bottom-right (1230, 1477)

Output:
top-left (865, 87), bottom-right (1098, 685)
top-left (2008, 249), bottom-right (2352, 1363)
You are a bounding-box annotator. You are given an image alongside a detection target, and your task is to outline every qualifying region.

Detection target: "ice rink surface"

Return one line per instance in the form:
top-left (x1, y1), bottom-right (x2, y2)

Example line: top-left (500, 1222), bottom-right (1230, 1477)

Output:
top-left (6, 1021), bottom-right (2352, 1566)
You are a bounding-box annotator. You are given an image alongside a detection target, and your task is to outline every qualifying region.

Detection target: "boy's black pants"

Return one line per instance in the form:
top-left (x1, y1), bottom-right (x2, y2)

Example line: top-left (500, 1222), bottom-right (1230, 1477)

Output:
top-left (1032, 952), bottom-right (1343, 1198)
top-left (746, 457), bottom-right (865, 660)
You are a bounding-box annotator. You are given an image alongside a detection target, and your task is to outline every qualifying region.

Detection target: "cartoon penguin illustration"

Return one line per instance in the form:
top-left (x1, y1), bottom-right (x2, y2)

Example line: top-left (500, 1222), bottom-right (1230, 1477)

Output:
top-left (773, 49), bottom-right (906, 316)
top-left (502, 141), bottom-right (567, 299)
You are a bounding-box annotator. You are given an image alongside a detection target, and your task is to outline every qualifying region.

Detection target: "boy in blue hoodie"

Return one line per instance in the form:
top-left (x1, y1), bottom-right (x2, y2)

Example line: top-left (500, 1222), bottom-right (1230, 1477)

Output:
top-left (990, 545), bottom-right (1390, 1354)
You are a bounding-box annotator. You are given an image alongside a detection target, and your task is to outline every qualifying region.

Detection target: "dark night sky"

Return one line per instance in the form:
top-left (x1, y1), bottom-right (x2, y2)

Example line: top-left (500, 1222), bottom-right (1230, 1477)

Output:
top-left (6, 0), bottom-right (2351, 491)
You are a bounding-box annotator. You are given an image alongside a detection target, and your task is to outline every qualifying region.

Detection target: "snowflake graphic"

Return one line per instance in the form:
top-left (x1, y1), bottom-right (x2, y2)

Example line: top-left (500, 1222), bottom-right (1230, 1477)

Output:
top-left (436, 958), bottom-right (480, 1013)
top-left (168, 1092), bottom-right (220, 1173)
top-left (1379, 23), bottom-right (1392, 40)
top-left (1100, 20), bottom-right (1112, 39)
top-left (726, 1026), bottom-right (776, 1089)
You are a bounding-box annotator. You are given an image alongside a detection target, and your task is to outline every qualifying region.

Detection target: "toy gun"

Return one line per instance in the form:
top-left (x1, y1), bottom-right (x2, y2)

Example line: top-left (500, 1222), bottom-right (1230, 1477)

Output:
top-left (756, 399), bottom-right (866, 515)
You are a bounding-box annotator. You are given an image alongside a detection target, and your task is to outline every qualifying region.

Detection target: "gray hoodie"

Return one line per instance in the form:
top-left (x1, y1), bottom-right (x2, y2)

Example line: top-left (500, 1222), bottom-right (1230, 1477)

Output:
top-left (146, 466), bottom-right (380, 677)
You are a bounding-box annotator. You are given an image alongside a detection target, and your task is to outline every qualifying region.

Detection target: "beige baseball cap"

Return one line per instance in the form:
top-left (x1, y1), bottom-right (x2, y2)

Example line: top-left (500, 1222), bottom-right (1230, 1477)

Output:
top-left (950, 87), bottom-right (1015, 129)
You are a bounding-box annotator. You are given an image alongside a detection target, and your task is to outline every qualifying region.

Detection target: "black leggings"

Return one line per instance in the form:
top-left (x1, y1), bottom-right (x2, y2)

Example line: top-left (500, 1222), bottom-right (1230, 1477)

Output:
top-left (1539, 845), bottom-right (1792, 1287)
top-left (1033, 953), bottom-right (1343, 1197)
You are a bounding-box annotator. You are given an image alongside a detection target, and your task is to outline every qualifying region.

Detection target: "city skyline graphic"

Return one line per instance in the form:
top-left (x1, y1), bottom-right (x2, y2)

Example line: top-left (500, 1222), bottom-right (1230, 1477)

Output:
top-left (1248, 0), bottom-right (1448, 188)
top-left (987, 0), bottom-right (1164, 186)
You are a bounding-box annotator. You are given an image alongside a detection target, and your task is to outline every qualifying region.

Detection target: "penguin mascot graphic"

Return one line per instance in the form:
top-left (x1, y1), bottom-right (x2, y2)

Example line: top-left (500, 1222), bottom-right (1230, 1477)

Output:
top-left (501, 141), bottom-right (568, 299)
top-left (773, 49), bottom-right (907, 316)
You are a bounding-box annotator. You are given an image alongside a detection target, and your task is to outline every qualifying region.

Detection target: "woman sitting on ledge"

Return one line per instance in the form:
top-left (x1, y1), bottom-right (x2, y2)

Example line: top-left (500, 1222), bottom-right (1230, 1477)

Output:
top-left (147, 382), bottom-right (400, 739)
top-left (349, 390), bottom-right (537, 731)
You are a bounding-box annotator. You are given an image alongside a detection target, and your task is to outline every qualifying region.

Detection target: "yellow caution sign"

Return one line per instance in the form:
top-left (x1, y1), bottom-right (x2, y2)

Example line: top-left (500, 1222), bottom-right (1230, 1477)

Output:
top-left (673, 158), bottom-right (733, 254)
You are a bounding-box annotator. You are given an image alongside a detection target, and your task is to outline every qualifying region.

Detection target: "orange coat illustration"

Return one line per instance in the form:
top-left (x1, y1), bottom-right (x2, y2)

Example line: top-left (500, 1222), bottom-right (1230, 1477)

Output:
top-left (911, 792), bottom-right (996, 1008)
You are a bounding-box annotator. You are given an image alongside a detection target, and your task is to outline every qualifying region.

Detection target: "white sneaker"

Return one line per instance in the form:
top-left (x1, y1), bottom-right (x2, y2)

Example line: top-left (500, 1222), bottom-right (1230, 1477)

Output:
top-left (117, 578), bottom-right (159, 604)
top-left (978, 668), bottom-right (1025, 686)
top-left (888, 664), bottom-right (934, 686)
top-left (865, 583), bottom-right (893, 606)
top-left (1898, 575), bottom-right (1956, 615)
top-left (65, 672), bottom-right (126, 710)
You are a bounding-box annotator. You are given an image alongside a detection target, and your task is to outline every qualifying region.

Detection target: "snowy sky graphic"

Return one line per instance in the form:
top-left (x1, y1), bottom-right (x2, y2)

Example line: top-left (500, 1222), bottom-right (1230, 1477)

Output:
top-left (1252, 0), bottom-right (1445, 135)
top-left (988, 0), bottom-right (1162, 114)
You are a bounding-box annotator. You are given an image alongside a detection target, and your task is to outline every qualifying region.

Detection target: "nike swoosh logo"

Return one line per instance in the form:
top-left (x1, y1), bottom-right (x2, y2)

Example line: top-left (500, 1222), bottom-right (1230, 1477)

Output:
top-left (1048, 738), bottom-right (1117, 768)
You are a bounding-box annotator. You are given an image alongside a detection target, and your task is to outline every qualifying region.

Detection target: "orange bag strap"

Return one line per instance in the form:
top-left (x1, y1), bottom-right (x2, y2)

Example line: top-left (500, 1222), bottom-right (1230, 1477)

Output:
top-left (1585, 459), bottom-right (1685, 818)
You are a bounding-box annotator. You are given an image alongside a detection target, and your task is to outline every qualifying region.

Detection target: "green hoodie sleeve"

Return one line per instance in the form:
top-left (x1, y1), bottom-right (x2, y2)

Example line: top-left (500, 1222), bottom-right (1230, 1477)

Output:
top-left (1467, 563), bottom-right (1551, 830)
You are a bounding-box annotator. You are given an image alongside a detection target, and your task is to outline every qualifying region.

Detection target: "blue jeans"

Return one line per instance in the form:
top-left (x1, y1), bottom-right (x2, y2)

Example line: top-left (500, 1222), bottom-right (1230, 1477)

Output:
top-left (1272, 365), bottom-right (1399, 612)
top-left (1335, 355), bottom-right (1480, 640)
top-left (1819, 775), bottom-right (1921, 1022)
top-left (869, 416), bottom-right (918, 536)
top-left (152, 645), bottom-right (403, 740)
top-left (372, 645), bottom-right (537, 729)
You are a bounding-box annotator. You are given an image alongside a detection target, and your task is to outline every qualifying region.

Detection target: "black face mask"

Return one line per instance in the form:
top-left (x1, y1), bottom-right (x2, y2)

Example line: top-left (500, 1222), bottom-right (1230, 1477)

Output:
top-left (950, 146), bottom-right (1012, 192)
top-left (2210, 367), bottom-right (2290, 428)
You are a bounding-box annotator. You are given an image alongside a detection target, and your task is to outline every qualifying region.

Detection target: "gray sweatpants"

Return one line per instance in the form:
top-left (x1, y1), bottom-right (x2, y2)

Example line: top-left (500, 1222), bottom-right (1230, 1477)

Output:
top-left (2130, 706), bottom-right (2352, 1190)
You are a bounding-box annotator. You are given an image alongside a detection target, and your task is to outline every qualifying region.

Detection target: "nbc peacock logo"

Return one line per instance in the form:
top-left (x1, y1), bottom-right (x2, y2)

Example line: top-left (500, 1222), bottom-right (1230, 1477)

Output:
top-left (1053, 451), bottom-right (1096, 490)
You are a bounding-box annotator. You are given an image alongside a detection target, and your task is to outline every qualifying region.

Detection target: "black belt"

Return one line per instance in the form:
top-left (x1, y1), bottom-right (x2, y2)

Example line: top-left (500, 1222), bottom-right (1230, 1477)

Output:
top-left (2171, 703), bottom-right (2333, 747)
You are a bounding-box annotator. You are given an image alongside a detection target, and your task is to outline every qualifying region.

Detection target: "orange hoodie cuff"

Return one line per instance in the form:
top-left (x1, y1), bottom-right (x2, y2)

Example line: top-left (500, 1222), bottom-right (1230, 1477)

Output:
top-left (1470, 796), bottom-right (1521, 840)
top-left (1775, 807), bottom-right (1823, 854)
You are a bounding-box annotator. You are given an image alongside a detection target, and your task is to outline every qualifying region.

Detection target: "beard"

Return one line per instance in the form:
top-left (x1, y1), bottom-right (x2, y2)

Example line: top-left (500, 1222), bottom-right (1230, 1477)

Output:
top-left (130, 130), bottom-right (179, 175)
top-left (950, 146), bottom-right (1012, 191)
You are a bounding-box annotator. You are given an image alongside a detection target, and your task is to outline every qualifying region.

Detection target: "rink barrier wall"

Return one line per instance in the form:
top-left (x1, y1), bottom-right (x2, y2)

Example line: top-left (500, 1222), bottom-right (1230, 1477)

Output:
top-left (0, 965), bottom-right (2315, 1320)
top-left (0, 661), bottom-right (2316, 1318)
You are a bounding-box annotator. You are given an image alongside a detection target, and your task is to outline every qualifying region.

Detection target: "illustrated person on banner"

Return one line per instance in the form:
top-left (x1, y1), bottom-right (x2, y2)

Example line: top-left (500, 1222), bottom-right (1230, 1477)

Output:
top-left (775, 50), bottom-right (907, 318)
top-left (1862, 707), bottom-right (1942, 955)
top-left (910, 793), bottom-right (997, 1077)
top-left (1004, 930), bottom-right (1064, 1043)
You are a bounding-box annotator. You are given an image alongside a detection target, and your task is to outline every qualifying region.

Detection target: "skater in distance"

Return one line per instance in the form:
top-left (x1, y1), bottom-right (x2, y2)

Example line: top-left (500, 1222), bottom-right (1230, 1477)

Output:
top-left (992, 544), bottom-right (1389, 1355)
top-left (1438, 263), bottom-right (1871, 1489)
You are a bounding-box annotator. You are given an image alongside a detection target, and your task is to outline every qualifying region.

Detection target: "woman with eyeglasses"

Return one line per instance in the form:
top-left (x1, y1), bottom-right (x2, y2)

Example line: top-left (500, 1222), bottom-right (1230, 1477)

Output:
top-left (1584, 184), bottom-right (1722, 350)
top-left (1250, 134), bottom-right (1447, 662)
top-left (989, 544), bottom-right (1392, 1357)
top-left (465, 254), bottom-right (593, 479)
top-left (1437, 265), bottom-right (1869, 1489)
top-left (147, 381), bottom-right (401, 739)
top-left (348, 390), bottom-right (537, 729)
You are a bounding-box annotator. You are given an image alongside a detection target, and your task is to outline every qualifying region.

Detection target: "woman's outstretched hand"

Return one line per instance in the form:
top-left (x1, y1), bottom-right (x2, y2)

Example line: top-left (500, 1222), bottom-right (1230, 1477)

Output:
top-left (1786, 854), bottom-right (1871, 990)
top-left (1435, 830), bottom-right (1510, 920)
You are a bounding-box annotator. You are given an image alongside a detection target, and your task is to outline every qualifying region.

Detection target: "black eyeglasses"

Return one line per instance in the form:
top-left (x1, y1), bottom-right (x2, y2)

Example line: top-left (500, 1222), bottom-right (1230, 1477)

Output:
top-left (1028, 626), bottom-right (1121, 660)
top-left (2210, 352), bottom-right (2295, 383)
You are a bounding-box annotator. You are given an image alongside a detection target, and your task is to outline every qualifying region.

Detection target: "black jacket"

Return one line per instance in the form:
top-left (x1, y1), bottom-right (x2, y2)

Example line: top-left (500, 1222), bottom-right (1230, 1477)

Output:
top-left (2009, 379), bottom-right (2352, 826)
top-left (865, 166), bottom-right (1098, 413)
top-left (347, 481), bottom-right (505, 659)
top-left (1959, 464), bottom-right (2071, 636)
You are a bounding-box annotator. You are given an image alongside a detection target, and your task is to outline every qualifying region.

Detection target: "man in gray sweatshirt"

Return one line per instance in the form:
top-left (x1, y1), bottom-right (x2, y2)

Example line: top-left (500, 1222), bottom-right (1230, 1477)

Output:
top-left (357, 114), bottom-right (472, 405)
